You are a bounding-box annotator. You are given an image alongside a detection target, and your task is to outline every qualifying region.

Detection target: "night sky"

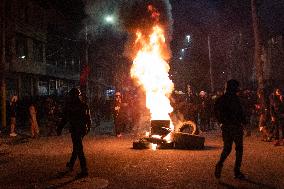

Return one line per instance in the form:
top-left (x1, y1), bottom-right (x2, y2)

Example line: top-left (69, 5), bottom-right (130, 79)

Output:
top-left (48, 0), bottom-right (283, 32)
top-left (47, 0), bottom-right (284, 91)
top-left (48, 0), bottom-right (284, 42)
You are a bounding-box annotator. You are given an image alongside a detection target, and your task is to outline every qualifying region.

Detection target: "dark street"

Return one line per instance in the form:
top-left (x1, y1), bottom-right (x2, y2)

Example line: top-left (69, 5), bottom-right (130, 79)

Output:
top-left (1, 0), bottom-right (284, 188)
top-left (0, 127), bottom-right (283, 189)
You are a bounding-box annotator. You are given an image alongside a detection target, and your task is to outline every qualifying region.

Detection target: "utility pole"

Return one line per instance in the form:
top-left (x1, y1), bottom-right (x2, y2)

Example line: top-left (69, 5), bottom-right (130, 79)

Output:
top-left (251, 0), bottom-right (266, 109)
top-left (208, 35), bottom-right (214, 93)
top-left (85, 24), bottom-right (90, 104)
top-left (0, 0), bottom-right (7, 129)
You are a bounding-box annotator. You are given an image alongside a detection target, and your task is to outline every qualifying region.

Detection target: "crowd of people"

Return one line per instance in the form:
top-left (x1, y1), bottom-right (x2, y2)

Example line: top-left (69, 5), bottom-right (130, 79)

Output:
top-left (0, 95), bottom-right (63, 138)
top-left (1, 83), bottom-right (283, 146)
top-left (109, 83), bottom-right (284, 146)
top-left (0, 82), bottom-right (283, 180)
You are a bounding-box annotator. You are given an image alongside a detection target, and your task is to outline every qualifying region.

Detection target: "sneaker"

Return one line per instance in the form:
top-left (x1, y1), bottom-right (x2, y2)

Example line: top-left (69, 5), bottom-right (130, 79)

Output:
top-left (75, 171), bottom-right (88, 179)
top-left (234, 172), bottom-right (246, 179)
top-left (214, 163), bottom-right (223, 179)
top-left (10, 132), bottom-right (17, 137)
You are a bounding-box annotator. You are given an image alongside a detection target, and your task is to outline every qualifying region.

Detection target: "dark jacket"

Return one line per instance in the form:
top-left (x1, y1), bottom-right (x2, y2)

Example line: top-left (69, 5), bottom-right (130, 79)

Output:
top-left (57, 98), bottom-right (91, 135)
top-left (269, 94), bottom-right (284, 119)
top-left (214, 92), bottom-right (247, 130)
top-left (10, 102), bottom-right (17, 118)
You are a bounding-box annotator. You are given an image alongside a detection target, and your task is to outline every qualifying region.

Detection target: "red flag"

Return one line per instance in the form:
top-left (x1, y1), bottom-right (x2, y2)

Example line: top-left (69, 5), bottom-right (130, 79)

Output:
top-left (80, 64), bottom-right (90, 86)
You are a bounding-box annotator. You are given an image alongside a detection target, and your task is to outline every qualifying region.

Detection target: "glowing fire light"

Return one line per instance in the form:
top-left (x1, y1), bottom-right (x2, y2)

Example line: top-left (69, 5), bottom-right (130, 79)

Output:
top-left (130, 5), bottom-right (174, 144)
top-left (151, 143), bottom-right (158, 151)
top-left (131, 26), bottom-right (174, 121)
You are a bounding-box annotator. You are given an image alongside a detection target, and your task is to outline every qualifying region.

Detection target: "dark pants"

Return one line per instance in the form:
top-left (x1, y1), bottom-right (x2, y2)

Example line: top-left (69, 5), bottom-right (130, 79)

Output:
top-left (218, 128), bottom-right (244, 173)
top-left (69, 133), bottom-right (87, 172)
top-left (273, 118), bottom-right (284, 140)
top-left (114, 114), bottom-right (126, 135)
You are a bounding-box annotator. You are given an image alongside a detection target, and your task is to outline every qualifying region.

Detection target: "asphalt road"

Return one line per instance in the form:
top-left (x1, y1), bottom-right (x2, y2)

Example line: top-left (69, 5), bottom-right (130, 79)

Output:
top-left (0, 129), bottom-right (283, 189)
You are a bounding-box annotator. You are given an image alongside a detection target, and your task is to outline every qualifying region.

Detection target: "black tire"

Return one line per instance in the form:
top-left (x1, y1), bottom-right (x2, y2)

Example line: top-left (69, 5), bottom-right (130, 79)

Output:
top-left (178, 120), bottom-right (198, 135)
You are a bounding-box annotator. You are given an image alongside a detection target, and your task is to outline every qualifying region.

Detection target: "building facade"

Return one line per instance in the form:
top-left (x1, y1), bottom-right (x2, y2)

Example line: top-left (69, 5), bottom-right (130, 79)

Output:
top-left (2, 0), bottom-right (81, 100)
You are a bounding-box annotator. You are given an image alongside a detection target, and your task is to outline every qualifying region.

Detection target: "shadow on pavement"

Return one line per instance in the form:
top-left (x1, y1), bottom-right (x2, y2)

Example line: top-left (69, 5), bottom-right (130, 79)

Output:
top-left (45, 170), bottom-right (77, 189)
top-left (243, 178), bottom-right (276, 189)
top-left (218, 181), bottom-right (237, 189)
top-left (203, 145), bottom-right (222, 150)
top-left (49, 170), bottom-right (72, 180)
top-left (45, 177), bottom-right (78, 189)
top-left (218, 178), bottom-right (276, 189)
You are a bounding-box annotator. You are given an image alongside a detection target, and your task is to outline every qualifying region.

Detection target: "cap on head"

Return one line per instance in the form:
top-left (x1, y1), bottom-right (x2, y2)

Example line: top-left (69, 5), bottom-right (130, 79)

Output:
top-left (226, 79), bottom-right (239, 93)
top-left (69, 88), bottom-right (81, 98)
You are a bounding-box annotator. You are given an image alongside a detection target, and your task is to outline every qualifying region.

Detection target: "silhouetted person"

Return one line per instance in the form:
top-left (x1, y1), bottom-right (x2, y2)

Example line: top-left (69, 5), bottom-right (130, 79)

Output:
top-left (57, 88), bottom-right (91, 179)
top-left (269, 88), bottom-right (284, 146)
top-left (214, 79), bottom-right (247, 179)
top-left (29, 102), bottom-right (39, 138)
top-left (10, 95), bottom-right (18, 137)
top-left (113, 92), bottom-right (126, 137)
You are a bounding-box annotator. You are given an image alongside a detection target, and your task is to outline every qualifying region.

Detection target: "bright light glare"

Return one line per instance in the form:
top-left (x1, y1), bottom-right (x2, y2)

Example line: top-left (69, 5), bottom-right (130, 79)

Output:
top-left (105, 15), bottom-right (114, 23)
top-left (186, 35), bottom-right (191, 42)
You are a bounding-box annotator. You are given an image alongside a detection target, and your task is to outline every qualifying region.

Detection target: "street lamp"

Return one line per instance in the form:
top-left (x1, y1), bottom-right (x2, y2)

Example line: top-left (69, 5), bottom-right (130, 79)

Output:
top-left (186, 35), bottom-right (191, 43)
top-left (104, 15), bottom-right (115, 24)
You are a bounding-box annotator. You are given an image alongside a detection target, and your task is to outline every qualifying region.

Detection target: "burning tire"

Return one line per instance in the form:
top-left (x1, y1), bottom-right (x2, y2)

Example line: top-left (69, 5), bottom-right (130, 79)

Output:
top-left (178, 120), bottom-right (198, 135)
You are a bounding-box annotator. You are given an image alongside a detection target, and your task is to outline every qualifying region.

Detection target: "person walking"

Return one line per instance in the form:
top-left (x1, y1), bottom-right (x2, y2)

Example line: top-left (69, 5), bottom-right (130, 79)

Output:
top-left (9, 95), bottom-right (18, 137)
top-left (29, 102), bottom-right (40, 138)
top-left (214, 79), bottom-right (247, 179)
top-left (57, 88), bottom-right (92, 179)
top-left (269, 88), bottom-right (284, 146)
top-left (113, 92), bottom-right (124, 137)
top-left (45, 97), bottom-right (56, 136)
top-left (197, 91), bottom-right (210, 132)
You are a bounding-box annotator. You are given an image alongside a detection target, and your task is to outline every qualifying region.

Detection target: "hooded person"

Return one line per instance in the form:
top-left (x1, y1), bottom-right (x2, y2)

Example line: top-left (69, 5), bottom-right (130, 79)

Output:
top-left (57, 88), bottom-right (92, 178)
top-left (214, 79), bottom-right (247, 179)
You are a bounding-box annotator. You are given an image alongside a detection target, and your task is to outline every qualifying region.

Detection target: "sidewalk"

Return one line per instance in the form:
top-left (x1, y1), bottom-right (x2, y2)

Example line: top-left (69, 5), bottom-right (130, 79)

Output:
top-left (0, 120), bottom-right (115, 145)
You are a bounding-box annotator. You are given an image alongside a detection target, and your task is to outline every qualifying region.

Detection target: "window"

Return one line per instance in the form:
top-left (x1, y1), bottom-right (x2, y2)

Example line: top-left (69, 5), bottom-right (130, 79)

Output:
top-left (33, 40), bottom-right (43, 63)
top-left (49, 80), bottom-right (56, 95)
top-left (57, 80), bottom-right (68, 96)
top-left (16, 34), bottom-right (28, 60)
top-left (38, 80), bottom-right (48, 96)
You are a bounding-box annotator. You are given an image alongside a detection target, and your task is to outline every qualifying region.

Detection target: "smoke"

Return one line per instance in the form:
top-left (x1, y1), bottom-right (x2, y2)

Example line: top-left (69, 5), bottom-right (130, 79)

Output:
top-left (82, 0), bottom-right (124, 37)
top-left (83, 0), bottom-right (173, 42)
top-left (120, 0), bottom-right (173, 39)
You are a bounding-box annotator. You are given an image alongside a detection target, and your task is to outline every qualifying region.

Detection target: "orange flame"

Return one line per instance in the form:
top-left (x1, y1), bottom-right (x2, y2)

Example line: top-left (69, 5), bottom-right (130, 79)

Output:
top-left (131, 25), bottom-right (174, 128)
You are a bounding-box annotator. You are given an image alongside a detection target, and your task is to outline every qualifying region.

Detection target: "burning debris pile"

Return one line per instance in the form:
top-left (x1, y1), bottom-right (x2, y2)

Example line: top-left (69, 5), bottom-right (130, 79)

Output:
top-left (133, 120), bottom-right (205, 150)
top-left (125, 2), bottom-right (204, 150)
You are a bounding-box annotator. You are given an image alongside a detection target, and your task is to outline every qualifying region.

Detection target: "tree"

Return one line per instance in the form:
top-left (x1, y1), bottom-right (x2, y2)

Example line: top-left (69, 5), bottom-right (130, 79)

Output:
top-left (251, 0), bottom-right (266, 110)
top-left (0, 0), bottom-right (7, 129)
